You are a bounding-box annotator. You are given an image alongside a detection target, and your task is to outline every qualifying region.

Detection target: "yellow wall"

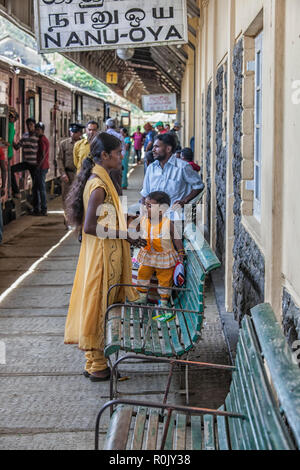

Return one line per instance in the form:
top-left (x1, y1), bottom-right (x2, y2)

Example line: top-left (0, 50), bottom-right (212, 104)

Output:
top-left (182, 0), bottom-right (300, 318)
top-left (282, 0), bottom-right (300, 306)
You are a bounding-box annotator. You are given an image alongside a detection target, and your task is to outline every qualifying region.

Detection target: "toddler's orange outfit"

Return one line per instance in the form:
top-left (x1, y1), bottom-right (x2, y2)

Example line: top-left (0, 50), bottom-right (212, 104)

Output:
top-left (137, 216), bottom-right (178, 300)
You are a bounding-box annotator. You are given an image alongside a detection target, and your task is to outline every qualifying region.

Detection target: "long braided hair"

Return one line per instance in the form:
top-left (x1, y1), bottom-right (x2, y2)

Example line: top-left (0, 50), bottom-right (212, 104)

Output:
top-left (65, 132), bottom-right (121, 229)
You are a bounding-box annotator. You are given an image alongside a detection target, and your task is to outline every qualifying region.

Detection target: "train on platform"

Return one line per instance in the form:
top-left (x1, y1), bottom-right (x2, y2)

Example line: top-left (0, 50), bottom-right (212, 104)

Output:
top-left (0, 56), bottom-right (131, 223)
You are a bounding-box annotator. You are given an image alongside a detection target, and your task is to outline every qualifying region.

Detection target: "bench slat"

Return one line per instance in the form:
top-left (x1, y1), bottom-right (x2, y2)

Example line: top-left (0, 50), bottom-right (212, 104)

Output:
top-left (123, 307), bottom-right (132, 352)
top-left (230, 365), bottom-right (254, 450)
top-left (174, 414), bottom-right (187, 450)
top-left (168, 319), bottom-right (185, 356)
top-left (143, 313), bottom-right (153, 356)
top-left (176, 312), bottom-right (193, 352)
top-left (131, 407), bottom-right (147, 450)
top-left (185, 312), bottom-right (200, 343)
top-left (164, 414), bottom-right (175, 450)
top-left (145, 409), bottom-right (160, 450)
top-left (217, 406), bottom-right (230, 450)
top-left (132, 307), bottom-right (143, 353)
top-left (105, 308), bottom-right (122, 357)
top-left (150, 319), bottom-right (163, 357)
top-left (105, 405), bottom-right (133, 450)
top-left (236, 339), bottom-right (273, 449)
top-left (159, 321), bottom-right (174, 357)
top-left (191, 415), bottom-right (202, 450)
top-left (187, 254), bottom-right (206, 283)
top-left (241, 318), bottom-right (294, 449)
top-left (232, 351), bottom-right (261, 449)
top-left (251, 303), bottom-right (300, 448)
top-left (203, 414), bottom-right (215, 450)
top-left (184, 224), bottom-right (221, 273)
top-left (225, 394), bottom-right (242, 450)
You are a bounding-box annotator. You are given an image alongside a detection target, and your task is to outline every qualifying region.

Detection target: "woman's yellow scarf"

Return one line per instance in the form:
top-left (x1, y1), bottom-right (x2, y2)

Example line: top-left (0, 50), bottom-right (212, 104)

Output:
top-left (92, 164), bottom-right (138, 305)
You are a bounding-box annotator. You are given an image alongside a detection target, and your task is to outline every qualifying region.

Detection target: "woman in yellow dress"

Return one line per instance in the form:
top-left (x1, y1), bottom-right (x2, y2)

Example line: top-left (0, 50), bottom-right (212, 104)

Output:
top-left (64, 132), bottom-right (141, 381)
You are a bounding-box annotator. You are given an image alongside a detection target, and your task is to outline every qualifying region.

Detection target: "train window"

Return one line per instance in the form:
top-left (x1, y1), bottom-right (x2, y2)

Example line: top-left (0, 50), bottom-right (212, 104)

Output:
top-left (9, 78), bottom-right (12, 106)
top-left (121, 116), bottom-right (130, 127)
top-left (50, 111), bottom-right (53, 136)
top-left (75, 95), bottom-right (83, 122)
top-left (60, 114), bottom-right (63, 138)
top-left (0, 117), bottom-right (7, 141)
top-left (19, 78), bottom-right (25, 134)
top-left (64, 114), bottom-right (68, 137)
top-left (29, 97), bottom-right (35, 120)
top-left (38, 87), bottom-right (42, 121)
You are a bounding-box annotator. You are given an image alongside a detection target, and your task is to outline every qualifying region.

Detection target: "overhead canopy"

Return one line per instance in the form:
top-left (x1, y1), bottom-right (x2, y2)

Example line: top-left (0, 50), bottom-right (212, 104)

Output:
top-left (0, 0), bottom-right (200, 107)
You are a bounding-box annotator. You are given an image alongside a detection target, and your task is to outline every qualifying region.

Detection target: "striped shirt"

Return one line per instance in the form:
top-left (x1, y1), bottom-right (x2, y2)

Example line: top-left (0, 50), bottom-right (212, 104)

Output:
top-left (18, 133), bottom-right (39, 165)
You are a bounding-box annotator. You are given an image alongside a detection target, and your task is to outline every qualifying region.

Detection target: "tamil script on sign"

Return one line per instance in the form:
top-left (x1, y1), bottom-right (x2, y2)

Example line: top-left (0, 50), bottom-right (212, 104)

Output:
top-left (142, 93), bottom-right (177, 112)
top-left (34, 0), bottom-right (188, 53)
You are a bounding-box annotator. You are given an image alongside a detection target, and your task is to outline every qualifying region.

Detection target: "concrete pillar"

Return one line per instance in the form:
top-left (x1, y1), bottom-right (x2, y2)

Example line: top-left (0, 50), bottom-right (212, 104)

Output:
top-left (263, 0), bottom-right (286, 319)
top-left (210, 0), bottom-right (217, 250)
top-left (224, 0), bottom-right (236, 312)
top-left (201, 1), bottom-right (209, 229)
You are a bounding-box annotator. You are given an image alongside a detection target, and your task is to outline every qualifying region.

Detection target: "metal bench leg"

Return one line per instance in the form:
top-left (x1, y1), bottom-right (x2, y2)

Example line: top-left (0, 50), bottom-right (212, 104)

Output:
top-left (185, 352), bottom-right (190, 405)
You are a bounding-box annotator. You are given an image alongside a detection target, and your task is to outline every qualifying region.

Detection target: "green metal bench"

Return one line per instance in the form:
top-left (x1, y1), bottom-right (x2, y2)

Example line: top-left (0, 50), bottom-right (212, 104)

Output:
top-left (104, 223), bottom-right (221, 362)
top-left (95, 303), bottom-right (300, 450)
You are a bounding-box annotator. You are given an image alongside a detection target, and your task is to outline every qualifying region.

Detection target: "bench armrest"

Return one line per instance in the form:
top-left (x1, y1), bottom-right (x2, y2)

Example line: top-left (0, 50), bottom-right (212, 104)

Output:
top-left (111, 353), bottom-right (235, 372)
top-left (105, 303), bottom-right (201, 324)
top-left (107, 282), bottom-right (191, 305)
top-left (95, 398), bottom-right (245, 450)
top-left (109, 354), bottom-right (235, 404)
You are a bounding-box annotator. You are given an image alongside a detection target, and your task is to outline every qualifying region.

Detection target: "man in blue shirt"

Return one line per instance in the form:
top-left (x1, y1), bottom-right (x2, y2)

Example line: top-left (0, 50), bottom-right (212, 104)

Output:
top-left (141, 133), bottom-right (204, 211)
top-left (143, 122), bottom-right (157, 153)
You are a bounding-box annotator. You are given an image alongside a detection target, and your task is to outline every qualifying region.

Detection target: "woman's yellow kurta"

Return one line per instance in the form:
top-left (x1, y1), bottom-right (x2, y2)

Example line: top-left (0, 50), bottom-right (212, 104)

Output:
top-left (64, 164), bottom-right (138, 351)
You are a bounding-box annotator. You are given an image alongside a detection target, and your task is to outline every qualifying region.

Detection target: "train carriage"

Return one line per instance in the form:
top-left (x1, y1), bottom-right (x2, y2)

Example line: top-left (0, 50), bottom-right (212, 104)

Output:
top-left (0, 57), bottom-right (130, 223)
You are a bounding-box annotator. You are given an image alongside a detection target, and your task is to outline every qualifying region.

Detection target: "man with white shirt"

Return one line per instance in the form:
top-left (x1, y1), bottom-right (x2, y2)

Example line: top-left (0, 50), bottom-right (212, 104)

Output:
top-left (141, 133), bottom-right (204, 212)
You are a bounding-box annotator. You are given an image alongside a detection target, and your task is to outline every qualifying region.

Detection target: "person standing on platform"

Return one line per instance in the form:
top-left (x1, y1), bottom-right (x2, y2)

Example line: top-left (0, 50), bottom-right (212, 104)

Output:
top-left (181, 147), bottom-right (200, 172)
top-left (8, 108), bottom-right (19, 162)
top-left (143, 123), bottom-right (157, 153)
top-left (143, 123), bottom-right (157, 174)
top-left (141, 133), bottom-right (204, 214)
top-left (64, 132), bottom-right (143, 381)
top-left (35, 122), bottom-right (49, 216)
top-left (0, 145), bottom-right (7, 244)
top-left (106, 118), bottom-right (124, 195)
top-left (131, 126), bottom-right (143, 164)
top-left (120, 127), bottom-right (131, 190)
top-left (11, 118), bottom-right (39, 212)
top-left (73, 121), bottom-right (99, 172)
top-left (170, 121), bottom-right (182, 150)
top-left (57, 123), bottom-right (84, 225)
top-left (155, 121), bottom-right (167, 135)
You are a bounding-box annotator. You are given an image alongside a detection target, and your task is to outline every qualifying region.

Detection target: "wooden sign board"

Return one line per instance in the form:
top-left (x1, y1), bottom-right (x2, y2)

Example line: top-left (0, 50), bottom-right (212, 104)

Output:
top-left (142, 93), bottom-right (177, 112)
top-left (34, 0), bottom-right (188, 53)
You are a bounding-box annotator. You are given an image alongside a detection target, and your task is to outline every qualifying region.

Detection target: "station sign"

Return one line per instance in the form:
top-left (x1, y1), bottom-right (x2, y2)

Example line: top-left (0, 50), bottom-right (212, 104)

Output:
top-left (106, 72), bottom-right (118, 84)
top-left (34, 0), bottom-right (188, 53)
top-left (142, 93), bottom-right (177, 112)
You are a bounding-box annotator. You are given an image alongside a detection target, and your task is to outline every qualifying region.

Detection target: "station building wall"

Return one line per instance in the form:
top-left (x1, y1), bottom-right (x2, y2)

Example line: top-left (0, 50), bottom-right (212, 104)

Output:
top-left (181, 0), bottom-right (300, 342)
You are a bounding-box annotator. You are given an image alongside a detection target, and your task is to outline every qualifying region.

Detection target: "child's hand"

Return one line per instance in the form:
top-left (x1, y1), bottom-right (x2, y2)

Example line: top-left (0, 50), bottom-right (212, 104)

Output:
top-left (127, 236), bottom-right (147, 248)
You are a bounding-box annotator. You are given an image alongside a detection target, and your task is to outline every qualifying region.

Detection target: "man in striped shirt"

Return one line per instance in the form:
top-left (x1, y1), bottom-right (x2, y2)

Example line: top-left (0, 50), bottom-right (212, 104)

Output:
top-left (11, 118), bottom-right (39, 213)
